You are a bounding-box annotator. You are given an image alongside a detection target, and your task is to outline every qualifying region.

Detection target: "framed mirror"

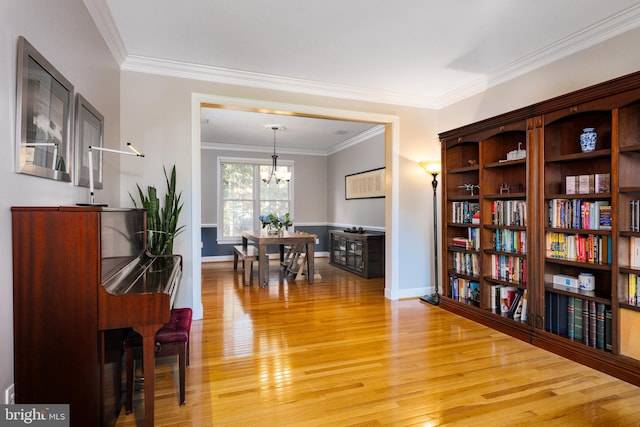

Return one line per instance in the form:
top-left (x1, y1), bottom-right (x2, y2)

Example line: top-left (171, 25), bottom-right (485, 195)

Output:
top-left (15, 36), bottom-right (74, 182)
top-left (74, 94), bottom-right (104, 189)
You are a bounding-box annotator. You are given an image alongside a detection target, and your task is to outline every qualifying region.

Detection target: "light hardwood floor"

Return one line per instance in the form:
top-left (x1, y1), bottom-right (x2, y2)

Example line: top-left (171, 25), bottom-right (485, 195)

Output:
top-left (117, 258), bottom-right (640, 426)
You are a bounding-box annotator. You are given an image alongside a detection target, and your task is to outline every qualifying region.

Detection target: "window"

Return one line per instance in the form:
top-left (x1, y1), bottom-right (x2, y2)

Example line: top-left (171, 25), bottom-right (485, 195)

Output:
top-left (218, 157), bottom-right (293, 241)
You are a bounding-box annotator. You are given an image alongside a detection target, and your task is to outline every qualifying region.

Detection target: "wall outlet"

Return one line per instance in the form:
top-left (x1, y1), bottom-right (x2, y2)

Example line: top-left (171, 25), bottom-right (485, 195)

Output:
top-left (5, 383), bottom-right (15, 404)
top-left (315, 238), bottom-right (319, 244)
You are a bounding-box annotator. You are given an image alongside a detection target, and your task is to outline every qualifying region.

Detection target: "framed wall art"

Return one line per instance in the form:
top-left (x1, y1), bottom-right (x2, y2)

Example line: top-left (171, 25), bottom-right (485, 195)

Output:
top-left (74, 94), bottom-right (104, 188)
top-left (15, 36), bottom-right (74, 182)
top-left (345, 167), bottom-right (385, 200)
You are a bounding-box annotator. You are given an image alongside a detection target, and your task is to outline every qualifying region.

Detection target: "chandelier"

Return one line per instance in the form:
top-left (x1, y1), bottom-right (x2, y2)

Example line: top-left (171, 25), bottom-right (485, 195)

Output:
top-left (262, 124), bottom-right (291, 184)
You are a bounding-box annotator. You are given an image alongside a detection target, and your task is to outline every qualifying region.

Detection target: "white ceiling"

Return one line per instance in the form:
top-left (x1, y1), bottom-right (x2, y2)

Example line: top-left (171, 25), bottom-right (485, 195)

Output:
top-left (84, 0), bottom-right (640, 153)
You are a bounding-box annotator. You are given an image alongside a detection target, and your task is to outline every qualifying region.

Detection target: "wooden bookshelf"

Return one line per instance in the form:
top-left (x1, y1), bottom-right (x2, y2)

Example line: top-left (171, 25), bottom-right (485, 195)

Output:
top-left (437, 70), bottom-right (640, 387)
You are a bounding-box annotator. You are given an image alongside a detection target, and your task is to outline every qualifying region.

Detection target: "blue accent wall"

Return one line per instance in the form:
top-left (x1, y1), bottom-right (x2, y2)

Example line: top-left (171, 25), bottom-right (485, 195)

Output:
top-left (201, 225), bottom-right (330, 257)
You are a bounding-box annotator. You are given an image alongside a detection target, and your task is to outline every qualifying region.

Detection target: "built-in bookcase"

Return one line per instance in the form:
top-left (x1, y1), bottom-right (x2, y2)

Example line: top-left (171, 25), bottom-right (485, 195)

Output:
top-left (542, 110), bottom-right (614, 353)
top-left (443, 139), bottom-right (480, 305)
top-left (437, 71), bottom-right (640, 386)
top-left (480, 127), bottom-right (529, 321)
top-left (617, 100), bottom-right (640, 360)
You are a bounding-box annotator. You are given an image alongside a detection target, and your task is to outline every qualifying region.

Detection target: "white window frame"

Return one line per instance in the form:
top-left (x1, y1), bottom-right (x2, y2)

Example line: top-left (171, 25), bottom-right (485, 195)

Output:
top-left (216, 156), bottom-right (294, 243)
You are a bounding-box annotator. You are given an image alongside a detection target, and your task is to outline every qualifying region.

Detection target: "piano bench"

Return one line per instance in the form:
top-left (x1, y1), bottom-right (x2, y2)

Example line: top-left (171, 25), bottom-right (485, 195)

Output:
top-left (233, 245), bottom-right (259, 285)
top-left (123, 307), bottom-right (193, 414)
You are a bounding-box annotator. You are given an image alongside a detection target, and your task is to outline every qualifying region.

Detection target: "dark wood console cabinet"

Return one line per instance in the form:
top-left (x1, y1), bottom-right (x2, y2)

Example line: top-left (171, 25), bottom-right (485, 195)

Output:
top-left (329, 230), bottom-right (385, 278)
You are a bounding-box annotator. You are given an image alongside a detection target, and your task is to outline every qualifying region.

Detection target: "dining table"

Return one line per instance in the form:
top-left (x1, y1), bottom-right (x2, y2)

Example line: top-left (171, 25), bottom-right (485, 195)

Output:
top-left (241, 229), bottom-right (316, 286)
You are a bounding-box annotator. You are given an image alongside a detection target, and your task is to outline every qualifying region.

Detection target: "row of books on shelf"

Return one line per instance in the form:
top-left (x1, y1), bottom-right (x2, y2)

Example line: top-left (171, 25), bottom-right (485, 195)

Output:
top-left (490, 255), bottom-right (527, 284)
top-left (565, 173), bottom-right (610, 195)
top-left (490, 200), bottom-right (526, 227)
top-left (630, 237), bottom-right (640, 268)
top-left (545, 232), bottom-right (612, 265)
top-left (627, 273), bottom-right (640, 305)
top-left (452, 252), bottom-right (479, 276)
top-left (630, 200), bottom-right (640, 232)
top-left (548, 199), bottom-right (611, 230)
top-left (451, 201), bottom-right (480, 224)
top-left (491, 229), bottom-right (526, 254)
top-left (449, 277), bottom-right (480, 306)
top-left (490, 286), bottom-right (527, 321)
top-left (545, 292), bottom-right (611, 351)
top-left (452, 227), bottom-right (480, 251)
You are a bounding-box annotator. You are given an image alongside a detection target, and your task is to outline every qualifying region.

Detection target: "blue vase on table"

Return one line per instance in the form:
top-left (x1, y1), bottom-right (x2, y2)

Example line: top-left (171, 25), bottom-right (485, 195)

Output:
top-left (580, 128), bottom-right (597, 152)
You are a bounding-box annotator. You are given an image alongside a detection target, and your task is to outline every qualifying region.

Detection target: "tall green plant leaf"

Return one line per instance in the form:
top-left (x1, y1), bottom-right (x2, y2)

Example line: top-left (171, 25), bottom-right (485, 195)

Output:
top-left (130, 165), bottom-right (184, 255)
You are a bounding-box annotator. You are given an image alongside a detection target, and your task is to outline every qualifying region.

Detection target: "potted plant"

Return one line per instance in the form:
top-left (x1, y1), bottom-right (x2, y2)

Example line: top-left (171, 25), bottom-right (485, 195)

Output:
top-left (130, 165), bottom-right (184, 255)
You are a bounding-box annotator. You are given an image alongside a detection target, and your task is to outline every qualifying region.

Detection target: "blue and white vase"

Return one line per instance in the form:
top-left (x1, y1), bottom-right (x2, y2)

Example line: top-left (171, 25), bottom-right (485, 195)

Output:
top-left (580, 128), bottom-right (597, 152)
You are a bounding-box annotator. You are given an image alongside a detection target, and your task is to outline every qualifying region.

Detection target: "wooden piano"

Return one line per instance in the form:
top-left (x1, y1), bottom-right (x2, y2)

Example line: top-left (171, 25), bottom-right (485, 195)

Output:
top-left (12, 206), bottom-right (182, 427)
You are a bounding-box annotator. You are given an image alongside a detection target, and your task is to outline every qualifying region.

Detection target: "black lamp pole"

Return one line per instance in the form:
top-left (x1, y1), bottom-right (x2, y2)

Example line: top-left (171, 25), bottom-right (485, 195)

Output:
top-left (421, 170), bottom-right (440, 305)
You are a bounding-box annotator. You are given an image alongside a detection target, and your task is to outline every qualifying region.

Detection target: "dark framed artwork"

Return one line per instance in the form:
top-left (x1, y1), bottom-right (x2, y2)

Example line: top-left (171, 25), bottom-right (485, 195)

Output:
top-left (345, 167), bottom-right (385, 199)
top-left (15, 36), bottom-right (74, 182)
top-left (74, 94), bottom-right (104, 188)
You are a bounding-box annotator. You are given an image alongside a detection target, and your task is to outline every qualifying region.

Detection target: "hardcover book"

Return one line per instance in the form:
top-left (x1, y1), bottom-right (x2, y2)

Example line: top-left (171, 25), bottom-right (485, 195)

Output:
top-left (598, 205), bottom-right (612, 230)
top-left (574, 298), bottom-right (583, 342)
top-left (567, 297), bottom-right (575, 340)
top-left (594, 173), bottom-right (610, 193)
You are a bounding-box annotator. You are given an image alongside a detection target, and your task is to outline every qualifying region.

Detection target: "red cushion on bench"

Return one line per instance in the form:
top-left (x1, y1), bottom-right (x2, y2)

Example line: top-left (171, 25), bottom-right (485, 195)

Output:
top-left (123, 307), bottom-right (193, 349)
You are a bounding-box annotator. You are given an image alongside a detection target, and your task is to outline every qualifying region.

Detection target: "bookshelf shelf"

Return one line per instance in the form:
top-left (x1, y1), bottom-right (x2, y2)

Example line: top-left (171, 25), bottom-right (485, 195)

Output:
top-left (545, 283), bottom-right (611, 304)
top-left (484, 276), bottom-right (527, 289)
top-left (544, 257), bottom-right (611, 270)
top-left (438, 70), bottom-right (640, 386)
top-left (546, 148), bottom-right (612, 163)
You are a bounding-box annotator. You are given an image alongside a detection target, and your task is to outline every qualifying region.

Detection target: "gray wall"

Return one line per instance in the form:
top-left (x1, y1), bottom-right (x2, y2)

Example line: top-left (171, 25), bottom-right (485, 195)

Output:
top-left (200, 133), bottom-right (384, 258)
top-left (1, 0), bottom-right (121, 402)
top-left (201, 148), bottom-right (328, 225)
top-left (328, 132), bottom-right (385, 228)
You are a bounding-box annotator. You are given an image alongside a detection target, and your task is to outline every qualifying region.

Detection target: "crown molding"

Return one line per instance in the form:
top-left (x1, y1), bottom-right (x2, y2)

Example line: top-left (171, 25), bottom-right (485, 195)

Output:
top-left (201, 124), bottom-right (384, 156)
top-left (121, 55), bottom-right (439, 108)
top-left (82, 0), bottom-right (128, 64)
top-left (326, 124), bottom-right (385, 155)
top-left (435, 4), bottom-right (640, 108)
top-left (201, 142), bottom-right (327, 156)
top-left (86, 1), bottom-right (640, 109)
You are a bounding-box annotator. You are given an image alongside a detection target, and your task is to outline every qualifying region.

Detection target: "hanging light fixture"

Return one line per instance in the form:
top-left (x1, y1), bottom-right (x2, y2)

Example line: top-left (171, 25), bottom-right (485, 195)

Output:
top-left (262, 124), bottom-right (291, 184)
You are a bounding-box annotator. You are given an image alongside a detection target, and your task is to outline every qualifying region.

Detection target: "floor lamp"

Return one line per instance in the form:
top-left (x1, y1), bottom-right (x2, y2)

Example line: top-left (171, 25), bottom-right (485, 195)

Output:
top-left (419, 161), bottom-right (441, 306)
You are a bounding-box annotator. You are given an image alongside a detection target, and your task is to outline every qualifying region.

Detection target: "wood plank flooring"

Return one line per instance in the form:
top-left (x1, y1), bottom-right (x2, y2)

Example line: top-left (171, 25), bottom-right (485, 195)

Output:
top-left (116, 258), bottom-right (640, 426)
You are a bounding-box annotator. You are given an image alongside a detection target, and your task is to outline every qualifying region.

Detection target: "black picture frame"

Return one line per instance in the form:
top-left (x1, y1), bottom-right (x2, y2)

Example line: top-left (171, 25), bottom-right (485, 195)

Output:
top-left (345, 167), bottom-right (385, 199)
top-left (15, 36), bottom-right (74, 182)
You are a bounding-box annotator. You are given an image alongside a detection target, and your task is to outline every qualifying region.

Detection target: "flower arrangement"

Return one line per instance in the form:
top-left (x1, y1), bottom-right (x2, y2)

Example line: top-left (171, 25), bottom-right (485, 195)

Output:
top-left (259, 212), bottom-right (292, 232)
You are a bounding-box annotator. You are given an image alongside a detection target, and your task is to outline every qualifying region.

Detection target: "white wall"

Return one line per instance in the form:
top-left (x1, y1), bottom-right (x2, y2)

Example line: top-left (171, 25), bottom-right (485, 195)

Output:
top-left (1, 0), bottom-right (120, 400)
